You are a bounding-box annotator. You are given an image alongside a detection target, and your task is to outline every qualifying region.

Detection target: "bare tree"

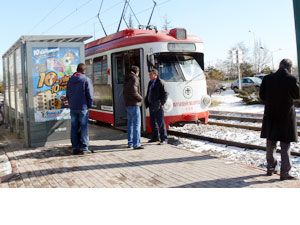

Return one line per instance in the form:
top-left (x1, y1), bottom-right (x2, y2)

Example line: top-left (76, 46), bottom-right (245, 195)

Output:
top-left (221, 42), bottom-right (252, 79)
top-left (162, 14), bottom-right (171, 31)
top-left (252, 39), bottom-right (272, 73)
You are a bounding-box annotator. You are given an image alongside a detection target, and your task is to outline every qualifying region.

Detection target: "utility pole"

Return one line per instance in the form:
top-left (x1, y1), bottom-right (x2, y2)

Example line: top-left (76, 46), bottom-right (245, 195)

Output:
top-left (294, 0), bottom-right (300, 77)
top-left (237, 49), bottom-right (242, 90)
top-left (232, 49), bottom-right (243, 90)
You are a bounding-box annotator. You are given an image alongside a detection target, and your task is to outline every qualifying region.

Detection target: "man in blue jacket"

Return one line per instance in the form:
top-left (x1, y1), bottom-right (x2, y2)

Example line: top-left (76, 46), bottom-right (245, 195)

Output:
top-left (66, 63), bottom-right (93, 155)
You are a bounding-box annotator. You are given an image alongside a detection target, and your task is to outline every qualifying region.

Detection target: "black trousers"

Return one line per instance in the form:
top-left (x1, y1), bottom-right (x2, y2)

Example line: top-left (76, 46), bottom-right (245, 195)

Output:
top-left (149, 107), bottom-right (167, 141)
top-left (266, 139), bottom-right (291, 175)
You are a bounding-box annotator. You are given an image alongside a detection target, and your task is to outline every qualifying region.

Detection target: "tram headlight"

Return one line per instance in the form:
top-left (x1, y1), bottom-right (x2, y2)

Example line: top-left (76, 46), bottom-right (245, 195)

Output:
top-left (163, 97), bottom-right (173, 113)
top-left (201, 95), bottom-right (211, 109)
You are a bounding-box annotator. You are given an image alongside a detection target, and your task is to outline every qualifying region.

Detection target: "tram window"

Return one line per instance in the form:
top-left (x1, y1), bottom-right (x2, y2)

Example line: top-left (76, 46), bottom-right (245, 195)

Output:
top-left (85, 59), bottom-right (93, 81)
top-left (114, 50), bottom-right (141, 84)
top-left (179, 55), bottom-right (205, 81)
top-left (93, 56), bottom-right (108, 85)
top-left (155, 53), bottom-right (204, 82)
top-left (158, 63), bottom-right (183, 82)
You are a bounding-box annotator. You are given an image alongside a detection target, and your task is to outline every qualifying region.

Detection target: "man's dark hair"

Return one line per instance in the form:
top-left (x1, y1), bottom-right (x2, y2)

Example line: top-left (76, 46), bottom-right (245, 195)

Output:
top-left (279, 59), bottom-right (292, 71)
top-left (131, 65), bottom-right (140, 74)
top-left (77, 63), bottom-right (86, 73)
top-left (150, 69), bottom-right (159, 75)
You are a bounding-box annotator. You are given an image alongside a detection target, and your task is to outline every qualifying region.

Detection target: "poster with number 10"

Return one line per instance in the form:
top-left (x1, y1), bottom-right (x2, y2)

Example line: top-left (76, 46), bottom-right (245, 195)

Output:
top-left (32, 47), bottom-right (80, 122)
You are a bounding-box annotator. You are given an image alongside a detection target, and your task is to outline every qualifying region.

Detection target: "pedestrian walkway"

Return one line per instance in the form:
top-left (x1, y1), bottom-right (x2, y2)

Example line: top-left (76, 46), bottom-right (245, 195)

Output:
top-left (0, 124), bottom-right (299, 188)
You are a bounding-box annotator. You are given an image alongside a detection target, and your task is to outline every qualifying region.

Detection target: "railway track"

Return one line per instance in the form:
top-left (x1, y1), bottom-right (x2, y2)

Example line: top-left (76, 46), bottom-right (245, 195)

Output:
top-left (168, 129), bottom-right (300, 157)
top-left (209, 110), bottom-right (300, 119)
top-left (207, 120), bottom-right (300, 136)
top-left (209, 110), bottom-right (300, 125)
top-left (94, 113), bottom-right (300, 157)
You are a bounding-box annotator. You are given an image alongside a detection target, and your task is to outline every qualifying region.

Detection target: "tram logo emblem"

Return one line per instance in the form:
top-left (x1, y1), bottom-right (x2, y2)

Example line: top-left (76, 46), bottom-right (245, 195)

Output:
top-left (183, 86), bottom-right (193, 99)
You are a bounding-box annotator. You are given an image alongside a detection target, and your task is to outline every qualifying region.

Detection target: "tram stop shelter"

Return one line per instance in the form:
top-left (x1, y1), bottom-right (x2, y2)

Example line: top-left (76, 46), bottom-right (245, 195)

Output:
top-left (2, 35), bottom-right (92, 147)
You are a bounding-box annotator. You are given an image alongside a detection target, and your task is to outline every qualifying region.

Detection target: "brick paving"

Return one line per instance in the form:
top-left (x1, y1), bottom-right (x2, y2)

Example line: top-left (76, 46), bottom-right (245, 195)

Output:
top-left (0, 124), bottom-right (300, 188)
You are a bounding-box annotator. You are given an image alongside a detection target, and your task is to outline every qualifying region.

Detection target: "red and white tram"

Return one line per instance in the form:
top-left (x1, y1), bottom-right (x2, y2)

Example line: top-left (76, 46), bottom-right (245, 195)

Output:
top-left (85, 28), bottom-right (211, 132)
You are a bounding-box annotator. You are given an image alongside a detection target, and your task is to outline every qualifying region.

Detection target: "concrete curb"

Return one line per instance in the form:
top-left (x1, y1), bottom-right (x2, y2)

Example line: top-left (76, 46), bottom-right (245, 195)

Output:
top-left (0, 136), bottom-right (18, 184)
top-left (0, 151), bottom-right (13, 183)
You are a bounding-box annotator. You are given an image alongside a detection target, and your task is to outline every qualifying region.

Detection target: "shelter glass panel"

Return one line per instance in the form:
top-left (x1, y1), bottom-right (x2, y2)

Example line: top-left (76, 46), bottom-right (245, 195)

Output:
top-left (31, 47), bottom-right (80, 122)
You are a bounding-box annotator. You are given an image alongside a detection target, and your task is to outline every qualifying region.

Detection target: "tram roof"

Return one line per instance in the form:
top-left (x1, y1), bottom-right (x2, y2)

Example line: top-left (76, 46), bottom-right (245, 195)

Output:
top-left (85, 28), bottom-right (202, 57)
top-left (3, 35), bottom-right (92, 58)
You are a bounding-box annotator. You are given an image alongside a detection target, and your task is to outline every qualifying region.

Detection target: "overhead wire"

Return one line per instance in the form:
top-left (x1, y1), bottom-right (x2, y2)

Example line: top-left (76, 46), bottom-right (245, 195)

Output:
top-left (97, 0), bottom-right (108, 36)
top-left (45, 0), bottom-right (172, 36)
top-left (121, 0), bottom-right (131, 29)
top-left (66, 1), bottom-right (123, 33)
top-left (101, 0), bottom-right (172, 32)
top-left (41, 0), bottom-right (95, 34)
top-left (127, 2), bottom-right (141, 26)
top-left (28, 0), bottom-right (66, 34)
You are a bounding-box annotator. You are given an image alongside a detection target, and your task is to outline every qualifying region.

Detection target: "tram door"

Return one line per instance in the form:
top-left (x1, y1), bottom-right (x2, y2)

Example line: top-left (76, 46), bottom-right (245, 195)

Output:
top-left (111, 49), bottom-right (142, 128)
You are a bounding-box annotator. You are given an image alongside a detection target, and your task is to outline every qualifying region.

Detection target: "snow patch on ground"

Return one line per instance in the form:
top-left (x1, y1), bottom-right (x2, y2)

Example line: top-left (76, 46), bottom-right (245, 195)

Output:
top-left (210, 89), bottom-right (265, 113)
top-left (173, 89), bottom-right (300, 177)
top-left (174, 136), bottom-right (300, 178)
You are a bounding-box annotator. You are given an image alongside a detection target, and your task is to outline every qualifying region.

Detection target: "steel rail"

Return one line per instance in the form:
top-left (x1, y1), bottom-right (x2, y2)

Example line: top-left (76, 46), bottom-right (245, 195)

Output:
top-left (168, 130), bottom-right (300, 157)
top-left (209, 114), bottom-right (300, 126)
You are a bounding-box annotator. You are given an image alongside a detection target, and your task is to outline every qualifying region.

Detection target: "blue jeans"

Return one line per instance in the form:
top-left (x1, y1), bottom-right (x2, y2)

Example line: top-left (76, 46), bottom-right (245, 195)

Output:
top-left (126, 106), bottom-right (141, 148)
top-left (70, 110), bottom-right (89, 152)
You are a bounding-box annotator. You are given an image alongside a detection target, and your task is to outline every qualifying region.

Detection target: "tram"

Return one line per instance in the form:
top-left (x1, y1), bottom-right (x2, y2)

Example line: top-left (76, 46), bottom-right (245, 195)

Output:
top-left (84, 27), bottom-right (211, 132)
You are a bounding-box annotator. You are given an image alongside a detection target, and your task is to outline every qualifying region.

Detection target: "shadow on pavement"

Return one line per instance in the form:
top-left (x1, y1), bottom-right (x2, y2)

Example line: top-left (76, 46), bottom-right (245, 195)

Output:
top-left (173, 174), bottom-right (279, 188)
top-left (5, 154), bottom-right (215, 183)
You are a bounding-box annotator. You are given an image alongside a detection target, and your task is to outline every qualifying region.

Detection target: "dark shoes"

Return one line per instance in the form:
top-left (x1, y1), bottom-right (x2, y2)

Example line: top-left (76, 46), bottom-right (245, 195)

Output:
top-left (158, 140), bottom-right (168, 145)
top-left (148, 139), bottom-right (159, 143)
top-left (280, 174), bottom-right (298, 181)
top-left (72, 149), bottom-right (91, 155)
top-left (266, 168), bottom-right (277, 176)
top-left (266, 161), bottom-right (277, 176)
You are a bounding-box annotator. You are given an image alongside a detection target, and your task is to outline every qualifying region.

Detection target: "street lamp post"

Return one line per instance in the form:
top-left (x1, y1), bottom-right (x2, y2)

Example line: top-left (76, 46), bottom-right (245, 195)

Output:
top-left (248, 30), bottom-right (256, 71)
top-left (232, 49), bottom-right (243, 90)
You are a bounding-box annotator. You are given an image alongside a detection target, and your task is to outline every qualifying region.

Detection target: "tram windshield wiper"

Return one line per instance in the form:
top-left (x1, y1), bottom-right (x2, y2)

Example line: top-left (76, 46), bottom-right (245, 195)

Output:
top-left (185, 72), bottom-right (205, 84)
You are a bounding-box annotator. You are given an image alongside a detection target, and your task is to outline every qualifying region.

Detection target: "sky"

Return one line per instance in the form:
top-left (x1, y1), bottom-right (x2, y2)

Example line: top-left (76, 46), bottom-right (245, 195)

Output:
top-left (0, 0), bottom-right (297, 80)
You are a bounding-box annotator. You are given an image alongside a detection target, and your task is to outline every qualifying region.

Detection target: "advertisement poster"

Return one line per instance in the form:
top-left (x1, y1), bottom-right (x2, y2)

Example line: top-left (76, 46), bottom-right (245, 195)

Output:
top-left (32, 47), bottom-right (80, 122)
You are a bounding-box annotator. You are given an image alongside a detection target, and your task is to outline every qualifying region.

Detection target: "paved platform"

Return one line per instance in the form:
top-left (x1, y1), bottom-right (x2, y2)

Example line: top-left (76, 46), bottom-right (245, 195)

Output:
top-left (0, 124), bottom-right (299, 188)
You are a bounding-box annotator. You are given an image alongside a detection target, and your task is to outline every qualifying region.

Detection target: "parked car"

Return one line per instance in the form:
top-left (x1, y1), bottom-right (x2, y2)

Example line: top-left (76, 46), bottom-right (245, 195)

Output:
top-left (231, 77), bottom-right (262, 93)
top-left (254, 73), bottom-right (267, 80)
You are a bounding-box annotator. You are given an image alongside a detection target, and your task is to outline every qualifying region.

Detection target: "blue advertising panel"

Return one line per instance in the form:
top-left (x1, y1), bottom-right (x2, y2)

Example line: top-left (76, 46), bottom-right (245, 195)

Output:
top-left (31, 47), bottom-right (80, 122)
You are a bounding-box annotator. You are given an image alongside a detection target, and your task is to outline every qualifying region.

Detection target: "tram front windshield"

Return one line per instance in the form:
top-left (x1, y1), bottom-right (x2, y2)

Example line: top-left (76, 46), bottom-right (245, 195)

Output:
top-left (154, 53), bottom-right (204, 82)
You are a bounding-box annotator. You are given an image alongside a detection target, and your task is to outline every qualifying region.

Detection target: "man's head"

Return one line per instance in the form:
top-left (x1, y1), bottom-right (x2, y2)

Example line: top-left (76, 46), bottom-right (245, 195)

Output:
top-left (279, 59), bottom-right (293, 73)
top-left (77, 63), bottom-right (87, 74)
top-left (149, 69), bottom-right (159, 81)
top-left (131, 66), bottom-right (140, 76)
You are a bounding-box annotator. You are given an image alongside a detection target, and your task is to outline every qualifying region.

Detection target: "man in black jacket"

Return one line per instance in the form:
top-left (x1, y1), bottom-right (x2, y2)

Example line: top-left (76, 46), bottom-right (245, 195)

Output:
top-left (145, 69), bottom-right (168, 144)
top-left (260, 59), bottom-right (299, 180)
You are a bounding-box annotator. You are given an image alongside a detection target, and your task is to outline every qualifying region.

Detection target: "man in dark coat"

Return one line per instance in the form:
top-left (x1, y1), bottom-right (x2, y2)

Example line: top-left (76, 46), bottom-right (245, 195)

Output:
top-left (66, 63), bottom-right (93, 155)
top-left (123, 66), bottom-right (143, 149)
top-left (260, 58), bottom-right (299, 180)
top-left (145, 69), bottom-right (168, 144)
